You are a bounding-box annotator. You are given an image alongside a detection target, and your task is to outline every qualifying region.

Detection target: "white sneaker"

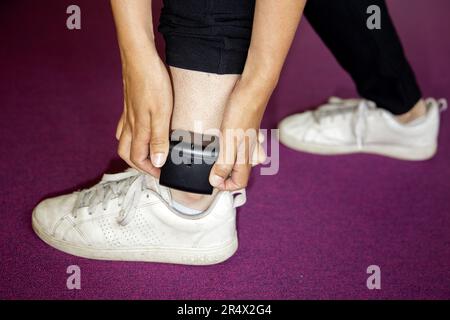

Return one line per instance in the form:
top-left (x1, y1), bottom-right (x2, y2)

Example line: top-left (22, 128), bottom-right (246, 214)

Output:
top-left (278, 97), bottom-right (447, 161)
top-left (32, 169), bottom-right (246, 265)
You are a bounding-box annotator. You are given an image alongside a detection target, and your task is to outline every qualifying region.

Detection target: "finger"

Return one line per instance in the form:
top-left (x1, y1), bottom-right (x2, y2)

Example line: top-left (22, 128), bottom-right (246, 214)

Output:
top-left (116, 113), bottom-right (125, 141)
top-left (130, 113), bottom-right (158, 175)
top-left (258, 145), bottom-right (267, 164)
top-left (209, 136), bottom-right (237, 189)
top-left (116, 101), bottom-right (128, 140)
top-left (224, 136), bottom-right (252, 190)
top-left (251, 142), bottom-right (267, 167)
top-left (210, 162), bottom-right (234, 189)
top-left (223, 163), bottom-right (251, 191)
top-left (258, 131), bottom-right (265, 144)
top-left (149, 110), bottom-right (171, 168)
top-left (117, 125), bottom-right (139, 171)
top-left (256, 130), bottom-right (267, 165)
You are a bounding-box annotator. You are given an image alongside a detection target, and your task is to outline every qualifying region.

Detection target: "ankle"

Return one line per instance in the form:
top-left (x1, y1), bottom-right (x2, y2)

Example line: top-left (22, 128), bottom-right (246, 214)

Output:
top-left (396, 99), bottom-right (427, 124)
top-left (170, 189), bottom-right (216, 212)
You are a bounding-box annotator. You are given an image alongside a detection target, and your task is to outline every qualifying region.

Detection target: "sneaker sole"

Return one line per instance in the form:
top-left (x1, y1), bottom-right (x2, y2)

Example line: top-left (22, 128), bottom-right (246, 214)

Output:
top-left (279, 132), bottom-right (437, 161)
top-left (32, 212), bottom-right (238, 266)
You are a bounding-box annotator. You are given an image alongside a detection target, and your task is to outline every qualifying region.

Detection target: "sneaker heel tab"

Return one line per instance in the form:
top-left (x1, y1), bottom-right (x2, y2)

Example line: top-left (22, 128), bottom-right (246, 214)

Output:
top-left (231, 189), bottom-right (246, 208)
top-left (438, 99), bottom-right (448, 112)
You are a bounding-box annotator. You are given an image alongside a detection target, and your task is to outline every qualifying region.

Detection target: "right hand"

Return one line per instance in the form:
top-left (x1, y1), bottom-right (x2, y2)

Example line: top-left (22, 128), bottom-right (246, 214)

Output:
top-left (116, 55), bottom-right (173, 177)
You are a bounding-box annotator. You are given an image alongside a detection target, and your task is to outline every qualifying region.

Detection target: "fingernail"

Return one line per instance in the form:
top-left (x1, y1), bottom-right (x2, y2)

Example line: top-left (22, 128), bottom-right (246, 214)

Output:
top-left (152, 153), bottom-right (165, 168)
top-left (210, 174), bottom-right (224, 187)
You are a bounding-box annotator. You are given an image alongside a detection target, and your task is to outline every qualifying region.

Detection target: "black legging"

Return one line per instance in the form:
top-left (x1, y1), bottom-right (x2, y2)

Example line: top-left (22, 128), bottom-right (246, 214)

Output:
top-left (305, 0), bottom-right (421, 114)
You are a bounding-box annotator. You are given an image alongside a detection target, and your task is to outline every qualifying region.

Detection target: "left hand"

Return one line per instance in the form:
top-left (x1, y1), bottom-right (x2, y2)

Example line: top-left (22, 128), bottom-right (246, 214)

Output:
top-left (209, 78), bottom-right (271, 191)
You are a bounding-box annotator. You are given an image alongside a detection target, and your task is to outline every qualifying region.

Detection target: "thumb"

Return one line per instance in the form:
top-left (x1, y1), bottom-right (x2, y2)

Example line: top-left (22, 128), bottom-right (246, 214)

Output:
top-left (209, 162), bottom-right (234, 188)
top-left (209, 138), bottom-right (236, 188)
top-left (149, 112), bottom-right (170, 168)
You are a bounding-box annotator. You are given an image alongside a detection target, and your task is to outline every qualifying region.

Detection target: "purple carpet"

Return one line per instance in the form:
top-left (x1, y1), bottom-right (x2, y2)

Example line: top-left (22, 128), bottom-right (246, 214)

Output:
top-left (1, 0), bottom-right (449, 299)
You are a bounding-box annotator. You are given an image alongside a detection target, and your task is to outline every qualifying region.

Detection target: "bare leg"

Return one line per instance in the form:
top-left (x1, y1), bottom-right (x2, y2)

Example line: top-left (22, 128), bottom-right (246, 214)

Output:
top-left (169, 67), bottom-right (240, 211)
top-left (396, 99), bottom-right (427, 124)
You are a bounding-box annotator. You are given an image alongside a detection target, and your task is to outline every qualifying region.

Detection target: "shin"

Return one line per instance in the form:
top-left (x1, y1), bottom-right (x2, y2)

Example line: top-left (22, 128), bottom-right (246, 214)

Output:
top-left (169, 67), bottom-right (239, 211)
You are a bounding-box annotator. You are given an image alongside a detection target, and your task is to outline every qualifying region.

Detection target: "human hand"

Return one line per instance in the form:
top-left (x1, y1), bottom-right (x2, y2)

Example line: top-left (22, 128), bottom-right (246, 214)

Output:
top-left (116, 53), bottom-right (173, 177)
top-left (209, 78), bottom-right (271, 191)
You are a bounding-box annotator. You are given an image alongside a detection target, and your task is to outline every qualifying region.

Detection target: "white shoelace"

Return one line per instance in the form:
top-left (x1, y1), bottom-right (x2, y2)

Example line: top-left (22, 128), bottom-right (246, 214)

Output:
top-left (315, 99), bottom-right (377, 149)
top-left (73, 169), bottom-right (160, 226)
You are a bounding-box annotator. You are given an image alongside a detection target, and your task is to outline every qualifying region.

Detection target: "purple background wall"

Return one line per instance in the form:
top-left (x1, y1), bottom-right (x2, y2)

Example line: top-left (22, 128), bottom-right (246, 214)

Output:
top-left (0, 0), bottom-right (449, 299)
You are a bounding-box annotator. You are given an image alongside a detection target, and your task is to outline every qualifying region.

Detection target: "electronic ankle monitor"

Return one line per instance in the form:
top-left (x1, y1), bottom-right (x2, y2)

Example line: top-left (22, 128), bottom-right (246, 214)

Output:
top-left (159, 130), bottom-right (220, 195)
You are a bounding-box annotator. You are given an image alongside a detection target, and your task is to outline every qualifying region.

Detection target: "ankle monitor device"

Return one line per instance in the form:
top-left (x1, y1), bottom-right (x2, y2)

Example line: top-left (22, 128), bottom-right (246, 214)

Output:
top-left (159, 130), bottom-right (220, 195)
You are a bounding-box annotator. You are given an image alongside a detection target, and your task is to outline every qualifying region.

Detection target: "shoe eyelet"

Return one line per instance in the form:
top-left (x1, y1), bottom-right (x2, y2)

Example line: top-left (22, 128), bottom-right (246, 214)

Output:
top-left (146, 194), bottom-right (149, 198)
